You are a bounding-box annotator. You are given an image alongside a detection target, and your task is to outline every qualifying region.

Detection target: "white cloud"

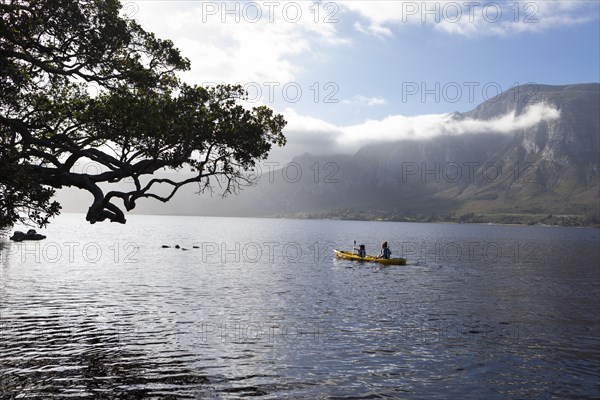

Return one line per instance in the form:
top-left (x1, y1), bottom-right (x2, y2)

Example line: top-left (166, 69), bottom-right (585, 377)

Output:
top-left (276, 102), bottom-right (560, 158)
top-left (343, 95), bottom-right (387, 106)
top-left (353, 21), bottom-right (393, 38)
top-left (265, 108), bottom-right (341, 163)
top-left (341, 1), bottom-right (598, 37)
top-left (131, 1), bottom-right (350, 86)
top-left (440, 102), bottom-right (561, 135)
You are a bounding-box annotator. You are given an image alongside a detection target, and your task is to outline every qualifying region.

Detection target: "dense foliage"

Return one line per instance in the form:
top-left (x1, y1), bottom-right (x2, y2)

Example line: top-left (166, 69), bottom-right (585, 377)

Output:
top-left (0, 0), bottom-right (286, 227)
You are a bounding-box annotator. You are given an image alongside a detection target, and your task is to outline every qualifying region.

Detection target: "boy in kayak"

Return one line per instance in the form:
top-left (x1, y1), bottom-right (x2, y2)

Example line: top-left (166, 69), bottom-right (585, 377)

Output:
top-left (378, 241), bottom-right (391, 259)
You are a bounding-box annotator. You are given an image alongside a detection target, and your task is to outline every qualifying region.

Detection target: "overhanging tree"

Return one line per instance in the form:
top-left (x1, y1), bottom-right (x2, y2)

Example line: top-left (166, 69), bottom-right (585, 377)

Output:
top-left (0, 0), bottom-right (286, 227)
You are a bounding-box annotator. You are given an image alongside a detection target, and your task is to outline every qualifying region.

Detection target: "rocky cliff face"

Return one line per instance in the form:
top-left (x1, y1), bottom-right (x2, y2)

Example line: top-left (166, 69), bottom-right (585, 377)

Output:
top-left (466, 83), bottom-right (599, 165)
top-left (454, 84), bottom-right (599, 215)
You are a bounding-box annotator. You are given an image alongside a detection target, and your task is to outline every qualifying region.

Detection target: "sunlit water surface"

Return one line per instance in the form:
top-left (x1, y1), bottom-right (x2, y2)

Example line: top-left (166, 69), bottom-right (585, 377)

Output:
top-left (1, 214), bottom-right (599, 399)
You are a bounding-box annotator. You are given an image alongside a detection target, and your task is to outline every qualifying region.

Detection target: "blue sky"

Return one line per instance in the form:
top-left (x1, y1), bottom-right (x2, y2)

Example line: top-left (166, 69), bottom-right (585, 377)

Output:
top-left (130, 1), bottom-right (600, 161)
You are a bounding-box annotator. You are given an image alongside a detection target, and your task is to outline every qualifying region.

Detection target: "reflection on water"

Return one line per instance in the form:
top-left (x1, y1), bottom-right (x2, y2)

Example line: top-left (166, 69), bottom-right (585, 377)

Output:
top-left (1, 215), bottom-right (599, 398)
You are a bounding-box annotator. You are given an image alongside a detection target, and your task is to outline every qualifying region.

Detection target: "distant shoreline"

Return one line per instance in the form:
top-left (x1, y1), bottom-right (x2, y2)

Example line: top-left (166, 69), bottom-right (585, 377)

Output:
top-left (270, 211), bottom-right (600, 229)
top-left (22, 211), bottom-right (599, 230)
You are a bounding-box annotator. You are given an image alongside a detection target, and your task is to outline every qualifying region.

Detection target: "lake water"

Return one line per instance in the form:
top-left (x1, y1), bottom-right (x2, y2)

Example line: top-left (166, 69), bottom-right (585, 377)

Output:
top-left (1, 214), bottom-right (599, 399)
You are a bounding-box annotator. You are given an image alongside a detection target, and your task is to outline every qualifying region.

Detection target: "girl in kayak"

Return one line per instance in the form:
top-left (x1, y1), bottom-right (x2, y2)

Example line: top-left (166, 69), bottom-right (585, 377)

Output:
top-left (378, 241), bottom-right (391, 259)
top-left (354, 244), bottom-right (366, 258)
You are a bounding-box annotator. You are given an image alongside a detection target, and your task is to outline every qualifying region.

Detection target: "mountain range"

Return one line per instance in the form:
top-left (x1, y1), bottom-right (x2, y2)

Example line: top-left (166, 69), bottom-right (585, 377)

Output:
top-left (57, 83), bottom-right (600, 226)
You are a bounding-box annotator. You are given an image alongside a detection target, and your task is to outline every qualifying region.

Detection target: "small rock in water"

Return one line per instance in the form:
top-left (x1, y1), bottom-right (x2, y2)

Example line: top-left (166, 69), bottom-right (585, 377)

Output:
top-left (10, 230), bottom-right (46, 242)
top-left (193, 246), bottom-right (200, 249)
top-left (175, 245), bottom-right (180, 249)
top-left (161, 245), bottom-right (170, 248)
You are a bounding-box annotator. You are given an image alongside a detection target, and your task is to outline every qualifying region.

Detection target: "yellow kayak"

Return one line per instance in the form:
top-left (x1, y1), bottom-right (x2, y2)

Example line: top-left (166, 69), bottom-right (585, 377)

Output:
top-left (334, 249), bottom-right (407, 266)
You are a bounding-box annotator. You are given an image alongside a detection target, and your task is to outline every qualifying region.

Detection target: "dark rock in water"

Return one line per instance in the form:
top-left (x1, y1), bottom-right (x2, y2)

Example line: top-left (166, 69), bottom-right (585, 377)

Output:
top-left (193, 246), bottom-right (200, 249)
top-left (181, 248), bottom-right (188, 251)
top-left (162, 245), bottom-right (171, 248)
top-left (10, 230), bottom-right (46, 242)
top-left (175, 245), bottom-right (180, 249)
